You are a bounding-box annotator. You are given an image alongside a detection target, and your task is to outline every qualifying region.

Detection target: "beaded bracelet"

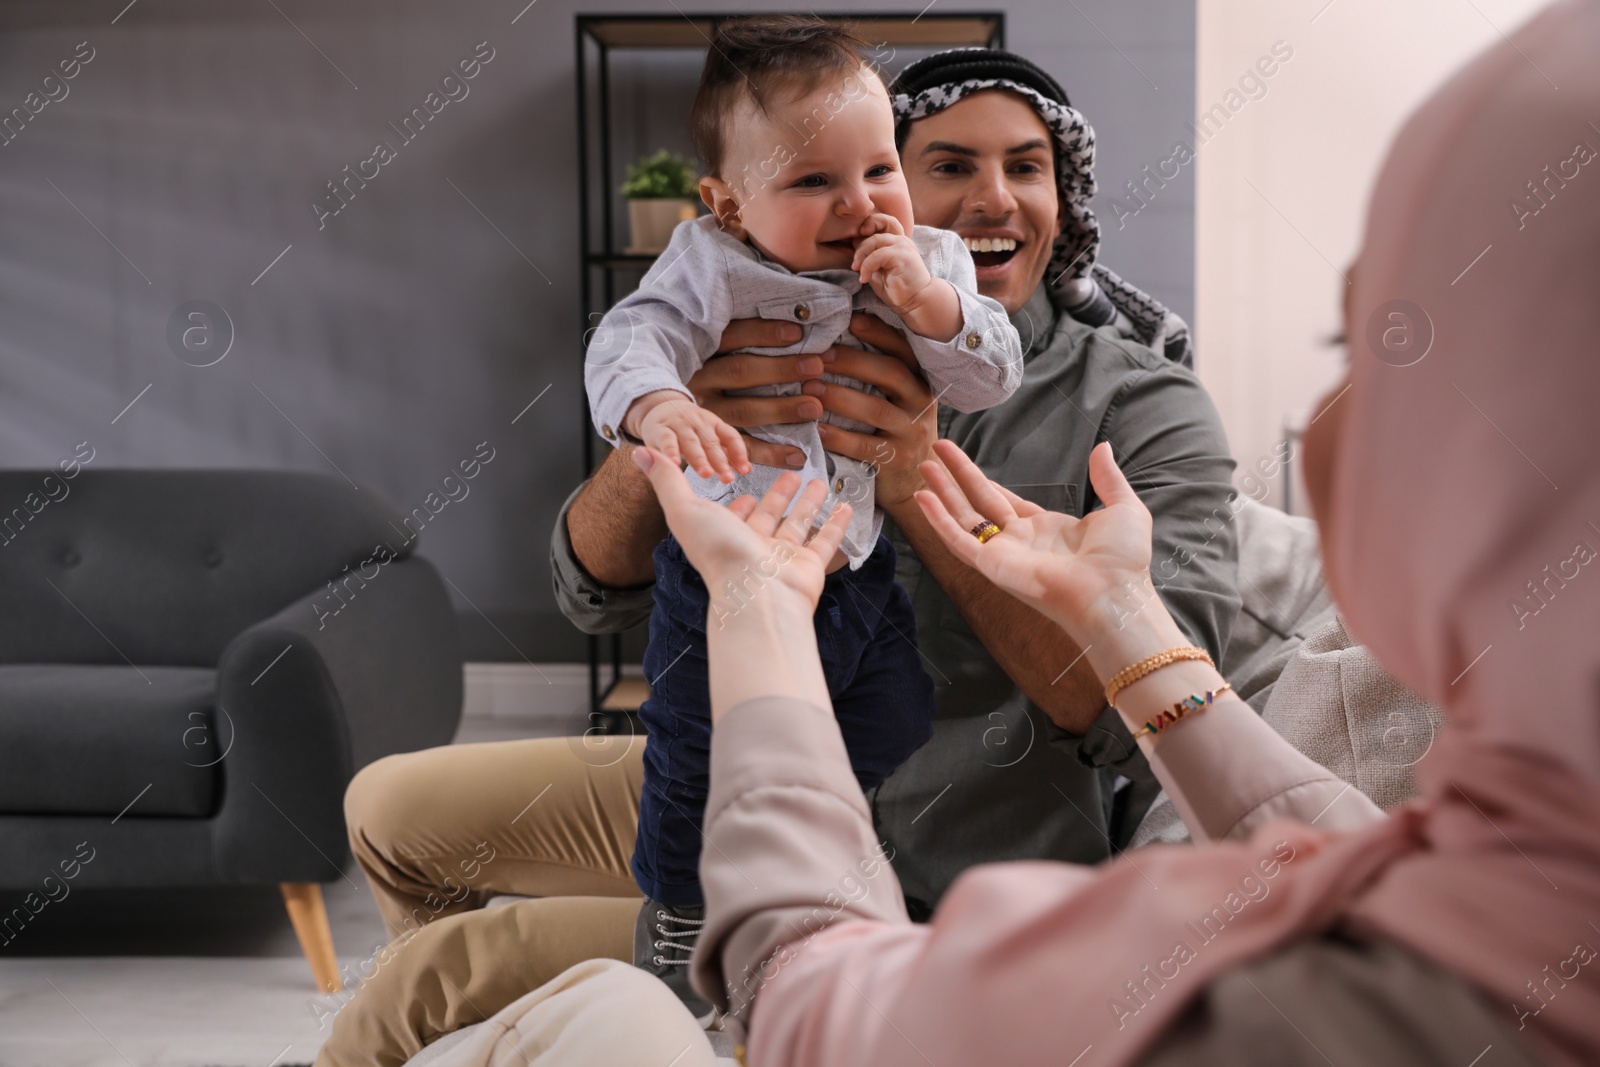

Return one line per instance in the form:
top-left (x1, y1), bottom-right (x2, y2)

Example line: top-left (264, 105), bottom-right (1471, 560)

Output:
top-left (1129, 683), bottom-right (1234, 741)
top-left (1103, 646), bottom-right (1215, 708)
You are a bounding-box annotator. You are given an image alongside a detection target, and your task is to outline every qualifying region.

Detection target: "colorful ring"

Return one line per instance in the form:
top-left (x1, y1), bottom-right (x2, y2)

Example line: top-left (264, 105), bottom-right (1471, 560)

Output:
top-left (970, 520), bottom-right (1001, 544)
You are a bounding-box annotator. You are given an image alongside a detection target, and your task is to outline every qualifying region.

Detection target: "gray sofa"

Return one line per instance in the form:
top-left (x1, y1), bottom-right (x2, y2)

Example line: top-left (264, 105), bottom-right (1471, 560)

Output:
top-left (0, 468), bottom-right (463, 987)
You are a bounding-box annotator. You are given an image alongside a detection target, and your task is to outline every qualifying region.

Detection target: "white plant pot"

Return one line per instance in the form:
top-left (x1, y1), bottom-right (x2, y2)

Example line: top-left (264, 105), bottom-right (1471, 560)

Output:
top-left (625, 198), bottom-right (697, 254)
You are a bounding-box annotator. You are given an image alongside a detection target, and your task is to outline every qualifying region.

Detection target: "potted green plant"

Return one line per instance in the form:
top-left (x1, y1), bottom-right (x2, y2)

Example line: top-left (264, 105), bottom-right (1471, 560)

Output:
top-left (621, 149), bottom-right (698, 254)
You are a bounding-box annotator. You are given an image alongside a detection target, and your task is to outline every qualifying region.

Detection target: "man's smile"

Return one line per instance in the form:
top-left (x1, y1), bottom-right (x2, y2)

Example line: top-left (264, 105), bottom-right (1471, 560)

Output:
top-left (958, 229), bottom-right (1026, 278)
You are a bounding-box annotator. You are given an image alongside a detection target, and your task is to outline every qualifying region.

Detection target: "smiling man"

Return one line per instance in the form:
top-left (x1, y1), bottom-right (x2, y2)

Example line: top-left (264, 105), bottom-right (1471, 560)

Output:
top-left (318, 45), bottom-right (1240, 1067)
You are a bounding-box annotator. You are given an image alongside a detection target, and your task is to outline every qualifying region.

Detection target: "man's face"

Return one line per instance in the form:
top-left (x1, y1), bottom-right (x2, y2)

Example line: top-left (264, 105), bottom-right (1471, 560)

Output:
top-left (900, 89), bottom-right (1062, 315)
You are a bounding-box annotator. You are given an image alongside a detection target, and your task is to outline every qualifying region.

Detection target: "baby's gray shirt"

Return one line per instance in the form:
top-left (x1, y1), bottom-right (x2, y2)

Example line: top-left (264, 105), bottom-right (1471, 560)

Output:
top-left (586, 214), bottom-right (1022, 567)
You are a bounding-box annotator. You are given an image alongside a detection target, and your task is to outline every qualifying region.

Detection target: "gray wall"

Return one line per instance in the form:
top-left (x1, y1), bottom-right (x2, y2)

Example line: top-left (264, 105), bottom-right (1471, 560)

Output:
top-left (0, 0), bottom-right (1192, 661)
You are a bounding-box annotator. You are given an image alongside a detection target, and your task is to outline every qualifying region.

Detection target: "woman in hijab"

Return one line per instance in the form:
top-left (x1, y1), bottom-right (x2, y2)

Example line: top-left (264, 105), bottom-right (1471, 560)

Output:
top-left (647, 2), bottom-right (1598, 1064)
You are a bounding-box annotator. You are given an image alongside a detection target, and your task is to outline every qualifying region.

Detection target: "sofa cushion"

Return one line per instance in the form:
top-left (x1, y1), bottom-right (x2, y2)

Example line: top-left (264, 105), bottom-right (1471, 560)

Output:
top-left (0, 469), bottom-right (413, 666)
top-left (0, 665), bottom-right (221, 817)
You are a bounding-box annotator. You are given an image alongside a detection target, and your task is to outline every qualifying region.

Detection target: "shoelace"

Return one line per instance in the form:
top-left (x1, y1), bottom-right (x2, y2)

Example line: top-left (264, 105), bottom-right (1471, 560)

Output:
top-left (651, 908), bottom-right (705, 967)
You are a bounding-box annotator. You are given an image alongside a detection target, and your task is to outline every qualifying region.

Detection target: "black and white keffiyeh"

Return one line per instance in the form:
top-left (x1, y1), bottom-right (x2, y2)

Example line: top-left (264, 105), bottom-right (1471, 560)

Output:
top-left (890, 49), bottom-right (1194, 366)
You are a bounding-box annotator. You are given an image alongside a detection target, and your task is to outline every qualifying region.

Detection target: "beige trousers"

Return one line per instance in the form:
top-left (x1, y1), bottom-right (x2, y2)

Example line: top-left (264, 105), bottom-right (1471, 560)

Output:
top-left (403, 959), bottom-right (718, 1067)
top-left (315, 734), bottom-right (649, 1067)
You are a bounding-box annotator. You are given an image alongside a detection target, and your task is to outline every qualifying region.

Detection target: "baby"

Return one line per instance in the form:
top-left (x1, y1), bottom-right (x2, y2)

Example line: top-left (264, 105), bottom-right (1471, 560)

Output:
top-left (583, 16), bottom-right (1022, 1016)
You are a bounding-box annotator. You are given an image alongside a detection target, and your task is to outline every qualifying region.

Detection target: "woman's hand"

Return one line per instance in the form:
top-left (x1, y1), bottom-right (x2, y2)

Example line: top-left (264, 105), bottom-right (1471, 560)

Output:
top-left (631, 447), bottom-right (851, 619)
top-left (914, 439), bottom-right (1184, 675)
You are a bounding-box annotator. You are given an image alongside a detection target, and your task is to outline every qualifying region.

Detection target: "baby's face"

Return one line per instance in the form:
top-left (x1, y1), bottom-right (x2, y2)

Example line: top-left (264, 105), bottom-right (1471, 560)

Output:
top-left (718, 67), bottom-right (914, 273)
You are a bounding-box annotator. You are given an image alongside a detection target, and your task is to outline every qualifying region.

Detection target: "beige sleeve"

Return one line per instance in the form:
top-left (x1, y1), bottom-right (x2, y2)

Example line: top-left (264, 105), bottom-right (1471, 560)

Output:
top-left (1143, 695), bottom-right (1385, 842)
top-left (690, 695), bottom-right (910, 1025)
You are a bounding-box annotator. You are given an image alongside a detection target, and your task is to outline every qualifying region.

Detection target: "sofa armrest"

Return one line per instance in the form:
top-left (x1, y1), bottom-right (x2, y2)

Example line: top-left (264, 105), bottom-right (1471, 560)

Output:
top-left (210, 555), bottom-right (463, 883)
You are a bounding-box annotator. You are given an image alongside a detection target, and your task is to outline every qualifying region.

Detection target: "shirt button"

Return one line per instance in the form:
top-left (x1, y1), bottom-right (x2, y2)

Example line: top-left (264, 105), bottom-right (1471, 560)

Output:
top-left (601, 424), bottom-right (616, 440)
top-left (833, 477), bottom-right (845, 493)
top-left (794, 304), bottom-right (811, 322)
top-left (965, 331), bottom-right (982, 350)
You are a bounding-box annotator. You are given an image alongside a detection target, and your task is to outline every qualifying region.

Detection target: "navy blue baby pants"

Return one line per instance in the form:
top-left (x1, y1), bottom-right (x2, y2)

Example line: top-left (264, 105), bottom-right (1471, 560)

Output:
top-left (631, 533), bottom-right (935, 906)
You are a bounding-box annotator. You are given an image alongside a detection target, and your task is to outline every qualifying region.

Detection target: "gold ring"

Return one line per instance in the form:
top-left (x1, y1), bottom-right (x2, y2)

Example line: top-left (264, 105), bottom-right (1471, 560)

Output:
top-left (970, 520), bottom-right (1001, 544)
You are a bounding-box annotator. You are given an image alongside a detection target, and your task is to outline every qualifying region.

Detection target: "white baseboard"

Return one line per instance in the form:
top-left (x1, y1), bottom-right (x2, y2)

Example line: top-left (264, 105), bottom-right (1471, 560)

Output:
top-left (461, 663), bottom-right (642, 722)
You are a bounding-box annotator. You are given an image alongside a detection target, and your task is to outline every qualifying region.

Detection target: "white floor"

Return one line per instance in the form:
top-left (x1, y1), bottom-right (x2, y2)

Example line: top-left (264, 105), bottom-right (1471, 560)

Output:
top-left (0, 679), bottom-right (591, 1067)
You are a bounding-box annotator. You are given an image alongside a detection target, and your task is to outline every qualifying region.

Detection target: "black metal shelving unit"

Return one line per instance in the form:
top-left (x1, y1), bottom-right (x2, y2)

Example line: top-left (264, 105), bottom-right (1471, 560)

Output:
top-left (575, 11), bottom-right (1005, 729)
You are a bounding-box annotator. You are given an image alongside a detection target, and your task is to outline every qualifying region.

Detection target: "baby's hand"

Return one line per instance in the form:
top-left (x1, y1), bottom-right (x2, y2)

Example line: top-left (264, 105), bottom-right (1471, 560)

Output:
top-left (851, 214), bottom-right (961, 343)
top-left (625, 390), bottom-right (751, 483)
top-left (852, 214), bottom-right (935, 315)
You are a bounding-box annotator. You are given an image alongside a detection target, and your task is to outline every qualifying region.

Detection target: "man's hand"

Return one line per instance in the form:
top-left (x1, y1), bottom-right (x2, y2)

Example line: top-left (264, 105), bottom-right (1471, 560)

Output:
top-left (809, 312), bottom-right (939, 509)
top-left (686, 319), bottom-right (825, 469)
top-left (687, 315), bottom-right (937, 497)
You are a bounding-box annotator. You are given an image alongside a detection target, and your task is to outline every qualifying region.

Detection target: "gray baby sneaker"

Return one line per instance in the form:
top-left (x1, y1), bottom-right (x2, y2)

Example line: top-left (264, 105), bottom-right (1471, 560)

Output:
top-left (633, 898), bottom-right (715, 1024)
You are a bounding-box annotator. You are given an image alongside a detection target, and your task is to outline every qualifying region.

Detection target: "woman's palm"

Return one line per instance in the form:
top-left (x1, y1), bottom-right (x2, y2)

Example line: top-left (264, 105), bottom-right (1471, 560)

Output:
top-left (632, 450), bottom-right (849, 615)
top-left (915, 439), bottom-right (1156, 631)
top-left (680, 492), bottom-right (834, 609)
top-left (971, 500), bottom-right (1152, 625)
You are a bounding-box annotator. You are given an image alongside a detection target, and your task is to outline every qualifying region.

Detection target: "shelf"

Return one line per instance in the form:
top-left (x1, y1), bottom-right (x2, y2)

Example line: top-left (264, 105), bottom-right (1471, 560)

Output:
top-left (587, 253), bottom-right (659, 270)
top-left (600, 677), bottom-right (651, 712)
top-left (851, 15), bottom-right (1003, 46)
top-left (581, 13), bottom-right (1001, 50)
top-left (585, 18), bottom-right (716, 48)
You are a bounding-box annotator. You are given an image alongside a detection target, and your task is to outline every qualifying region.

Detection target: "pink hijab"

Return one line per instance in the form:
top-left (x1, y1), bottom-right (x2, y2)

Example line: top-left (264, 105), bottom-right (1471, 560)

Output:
top-left (748, 4), bottom-right (1600, 1065)
top-left (1330, 0), bottom-right (1600, 1059)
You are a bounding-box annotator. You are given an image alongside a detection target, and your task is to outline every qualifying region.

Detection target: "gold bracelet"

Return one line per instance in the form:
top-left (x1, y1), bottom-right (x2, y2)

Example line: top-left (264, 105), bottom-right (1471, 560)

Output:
top-left (1130, 683), bottom-right (1234, 741)
top-left (1104, 646), bottom-right (1215, 709)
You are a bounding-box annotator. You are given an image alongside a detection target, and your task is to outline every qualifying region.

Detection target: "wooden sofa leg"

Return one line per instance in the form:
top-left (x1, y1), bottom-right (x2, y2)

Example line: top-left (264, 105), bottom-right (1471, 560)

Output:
top-left (281, 883), bottom-right (342, 993)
